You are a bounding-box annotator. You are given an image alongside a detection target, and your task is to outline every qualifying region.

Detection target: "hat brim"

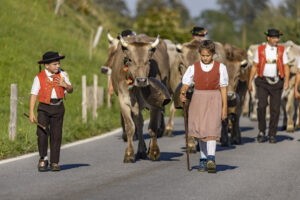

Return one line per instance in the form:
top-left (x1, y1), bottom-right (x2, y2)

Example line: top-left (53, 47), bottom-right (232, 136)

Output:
top-left (264, 32), bottom-right (283, 37)
top-left (38, 55), bottom-right (65, 64)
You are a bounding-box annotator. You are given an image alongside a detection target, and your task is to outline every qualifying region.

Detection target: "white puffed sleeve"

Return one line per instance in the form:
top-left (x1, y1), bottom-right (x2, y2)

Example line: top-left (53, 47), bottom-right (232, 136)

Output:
top-left (182, 65), bottom-right (194, 86)
top-left (219, 63), bottom-right (229, 87)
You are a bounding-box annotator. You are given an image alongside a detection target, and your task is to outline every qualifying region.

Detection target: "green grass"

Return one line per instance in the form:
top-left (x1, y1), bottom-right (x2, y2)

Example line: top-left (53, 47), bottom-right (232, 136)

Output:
top-left (0, 0), bottom-right (125, 159)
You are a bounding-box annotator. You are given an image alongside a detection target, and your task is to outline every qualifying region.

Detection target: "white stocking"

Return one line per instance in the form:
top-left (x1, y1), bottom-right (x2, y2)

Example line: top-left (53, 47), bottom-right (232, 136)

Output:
top-left (207, 140), bottom-right (216, 156)
top-left (199, 140), bottom-right (207, 158)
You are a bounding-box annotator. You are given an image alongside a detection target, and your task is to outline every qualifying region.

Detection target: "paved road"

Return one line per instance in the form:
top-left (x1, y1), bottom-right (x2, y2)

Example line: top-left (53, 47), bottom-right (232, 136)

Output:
top-left (0, 117), bottom-right (300, 200)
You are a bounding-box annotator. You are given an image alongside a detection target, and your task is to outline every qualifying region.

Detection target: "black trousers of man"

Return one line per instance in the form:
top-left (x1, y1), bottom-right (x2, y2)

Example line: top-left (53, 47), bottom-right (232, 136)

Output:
top-left (37, 99), bottom-right (65, 164)
top-left (255, 77), bottom-right (284, 137)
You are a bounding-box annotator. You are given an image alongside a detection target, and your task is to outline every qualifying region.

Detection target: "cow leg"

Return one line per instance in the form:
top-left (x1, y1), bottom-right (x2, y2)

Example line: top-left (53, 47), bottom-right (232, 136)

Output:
top-left (220, 119), bottom-right (229, 146)
top-left (286, 89), bottom-right (295, 132)
top-left (230, 114), bottom-right (242, 145)
top-left (156, 108), bottom-right (166, 138)
top-left (119, 99), bottom-right (135, 163)
top-left (242, 92), bottom-right (250, 116)
top-left (132, 105), bottom-right (147, 160)
top-left (121, 112), bottom-right (138, 142)
top-left (250, 81), bottom-right (258, 121)
top-left (147, 107), bottom-right (161, 161)
top-left (164, 102), bottom-right (176, 137)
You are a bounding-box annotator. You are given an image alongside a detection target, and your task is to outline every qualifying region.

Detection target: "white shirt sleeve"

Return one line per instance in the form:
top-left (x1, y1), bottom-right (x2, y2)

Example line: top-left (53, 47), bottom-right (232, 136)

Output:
top-left (282, 49), bottom-right (288, 64)
top-left (30, 76), bottom-right (40, 95)
top-left (219, 63), bottom-right (229, 87)
top-left (181, 65), bottom-right (194, 86)
top-left (61, 71), bottom-right (71, 85)
top-left (253, 49), bottom-right (259, 64)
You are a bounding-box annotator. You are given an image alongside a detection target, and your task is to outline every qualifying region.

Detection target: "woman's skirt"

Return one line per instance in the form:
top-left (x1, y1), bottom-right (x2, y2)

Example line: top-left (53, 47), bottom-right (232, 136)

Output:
top-left (188, 89), bottom-right (222, 142)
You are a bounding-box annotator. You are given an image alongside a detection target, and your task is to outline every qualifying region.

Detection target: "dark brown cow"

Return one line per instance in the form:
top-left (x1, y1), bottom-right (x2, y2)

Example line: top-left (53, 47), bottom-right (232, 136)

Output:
top-left (111, 35), bottom-right (171, 163)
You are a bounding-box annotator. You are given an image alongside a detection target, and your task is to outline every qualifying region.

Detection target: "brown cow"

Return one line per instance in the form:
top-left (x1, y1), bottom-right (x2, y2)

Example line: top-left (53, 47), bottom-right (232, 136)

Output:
top-left (111, 35), bottom-right (171, 163)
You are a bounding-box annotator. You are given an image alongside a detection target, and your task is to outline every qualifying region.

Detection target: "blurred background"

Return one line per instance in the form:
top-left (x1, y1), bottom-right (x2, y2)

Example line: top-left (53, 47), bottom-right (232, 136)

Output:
top-left (0, 0), bottom-right (299, 159)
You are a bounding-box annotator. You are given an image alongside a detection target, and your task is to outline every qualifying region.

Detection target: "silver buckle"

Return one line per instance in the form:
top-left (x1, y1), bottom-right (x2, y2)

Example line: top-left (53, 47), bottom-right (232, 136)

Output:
top-left (49, 99), bottom-right (63, 106)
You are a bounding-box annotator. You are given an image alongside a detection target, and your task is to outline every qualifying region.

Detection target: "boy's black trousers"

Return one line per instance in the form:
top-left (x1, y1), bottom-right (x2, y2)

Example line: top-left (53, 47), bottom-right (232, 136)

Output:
top-left (36, 100), bottom-right (65, 164)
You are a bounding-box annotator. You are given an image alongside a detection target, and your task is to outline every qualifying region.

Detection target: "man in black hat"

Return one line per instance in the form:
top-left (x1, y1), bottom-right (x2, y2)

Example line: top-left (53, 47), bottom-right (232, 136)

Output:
top-left (248, 29), bottom-right (290, 143)
top-left (29, 51), bottom-right (73, 171)
top-left (191, 26), bottom-right (208, 40)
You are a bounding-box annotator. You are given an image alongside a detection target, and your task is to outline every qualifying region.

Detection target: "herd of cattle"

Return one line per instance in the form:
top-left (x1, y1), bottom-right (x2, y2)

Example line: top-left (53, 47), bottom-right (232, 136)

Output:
top-left (100, 32), bottom-right (300, 163)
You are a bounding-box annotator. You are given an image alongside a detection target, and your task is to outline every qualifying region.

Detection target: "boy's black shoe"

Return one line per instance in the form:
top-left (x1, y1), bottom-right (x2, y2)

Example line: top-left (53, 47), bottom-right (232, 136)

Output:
top-left (50, 163), bottom-right (61, 171)
top-left (38, 159), bottom-right (48, 172)
top-left (269, 136), bottom-right (277, 144)
top-left (206, 156), bottom-right (216, 173)
top-left (257, 131), bottom-right (265, 143)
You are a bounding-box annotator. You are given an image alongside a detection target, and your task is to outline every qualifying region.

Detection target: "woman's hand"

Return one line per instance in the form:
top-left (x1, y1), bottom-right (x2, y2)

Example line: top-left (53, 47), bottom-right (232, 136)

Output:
top-left (180, 92), bottom-right (187, 103)
top-left (222, 107), bottom-right (227, 121)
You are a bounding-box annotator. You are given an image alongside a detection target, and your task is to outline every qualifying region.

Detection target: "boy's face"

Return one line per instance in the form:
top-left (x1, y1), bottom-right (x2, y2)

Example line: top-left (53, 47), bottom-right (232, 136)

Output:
top-left (200, 49), bottom-right (214, 64)
top-left (45, 61), bottom-right (60, 74)
top-left (267, 36), bottom-right (280, 47)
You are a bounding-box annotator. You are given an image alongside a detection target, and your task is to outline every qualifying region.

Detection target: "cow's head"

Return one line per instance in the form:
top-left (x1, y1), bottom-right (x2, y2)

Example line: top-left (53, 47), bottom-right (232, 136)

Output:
top-left (223, 43), bottom-right (248, 108)
top-left (176, 39), bottom-right (201, 76)
top-left (119, 35), bottom-right (160, 87)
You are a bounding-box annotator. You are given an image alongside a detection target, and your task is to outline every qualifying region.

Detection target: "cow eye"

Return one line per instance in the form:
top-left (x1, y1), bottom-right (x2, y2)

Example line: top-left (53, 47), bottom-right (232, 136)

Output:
top-left (128, 58), bottom-right (132, 62)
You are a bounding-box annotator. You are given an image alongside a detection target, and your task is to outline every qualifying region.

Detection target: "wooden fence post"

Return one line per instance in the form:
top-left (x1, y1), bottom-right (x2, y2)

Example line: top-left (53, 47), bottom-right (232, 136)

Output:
top-left (93, 26), bottom-right (103, 49)
top-left (93, 74), bottom-right (98, 120)
top-left (82, 75), bottom-right (87, 123)
top-left (107, 75), bottom-right (112, 109)
top-left (9, 84), bottom-right (17, 140)
top-left (55, 0), bottom-right (63, 15)
top-left (89, 29), bottom-right (94, 60)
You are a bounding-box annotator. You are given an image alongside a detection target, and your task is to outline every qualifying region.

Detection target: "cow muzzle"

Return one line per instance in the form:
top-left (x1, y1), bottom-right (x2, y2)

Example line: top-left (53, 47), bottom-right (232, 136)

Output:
top-left (101, 66), bottom-right (112, 75)
top-left (134, 77), bottom-right (149, 87)
top-left (227, 92), bottom-right (239, 107)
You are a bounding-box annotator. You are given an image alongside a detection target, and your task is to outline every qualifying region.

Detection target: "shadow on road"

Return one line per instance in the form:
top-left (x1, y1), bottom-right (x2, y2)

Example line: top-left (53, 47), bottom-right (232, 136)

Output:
top-left (60, 164), bottom-right (90, 171)
top-left (240, 126), bottom-right (254, 132)
top-left (190, 164), bottom-right (238, 172)
top-left (159, 152), bottom-right (183, 161)
top-left (275, 135), bottom-right (294, 142)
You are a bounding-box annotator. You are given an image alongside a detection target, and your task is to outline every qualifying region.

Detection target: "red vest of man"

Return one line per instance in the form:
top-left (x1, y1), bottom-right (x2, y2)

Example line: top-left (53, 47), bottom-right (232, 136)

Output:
top-left (37, 70), bottom-right (65, 104)
top-left (257, 45), bottom-right (285, 78)
top-left (194, 61), bottom-right (220, 90)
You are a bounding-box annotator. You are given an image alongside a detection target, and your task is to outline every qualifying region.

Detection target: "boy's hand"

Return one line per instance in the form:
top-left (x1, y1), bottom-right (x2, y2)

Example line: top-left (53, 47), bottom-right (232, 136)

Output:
top-left (180, 92), bottom-right (187, 103)
top-left (284, 80), bottom-right (289, 90)
top-left (29, 112), bottom-right (36, 123)
top-left (54, 76), bottom-right (67, 88)
top-left (248, 83), bottom-right (252, 92)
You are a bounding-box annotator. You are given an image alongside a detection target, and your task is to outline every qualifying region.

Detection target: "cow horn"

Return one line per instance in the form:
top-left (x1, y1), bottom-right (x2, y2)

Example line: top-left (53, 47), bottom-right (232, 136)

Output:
top-left (286, 45), bottom-right (291, 53)
top-left (240, 59), bottom-right (247, 65)
top-left (119, 35), bottom-right (128, 48)
top-left (176, 44), bottom-right (183, 50)
top-left (107, 32), bottom-right (114, 42)
top-left (151, 35), bottom-right (160, 48)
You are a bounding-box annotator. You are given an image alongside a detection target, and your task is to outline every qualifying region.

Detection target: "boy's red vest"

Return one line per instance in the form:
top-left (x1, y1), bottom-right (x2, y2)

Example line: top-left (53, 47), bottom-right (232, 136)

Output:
top-left (257, 45), bottom-right (285, 78)
top-left (37, 70), bottom-right (65, 104)
top-left (194, 61), bottom-right (220, 90)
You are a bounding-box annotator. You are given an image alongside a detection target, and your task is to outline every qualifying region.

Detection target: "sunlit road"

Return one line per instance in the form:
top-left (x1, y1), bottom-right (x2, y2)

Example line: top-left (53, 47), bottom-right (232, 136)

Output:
top-left (0, 117), bottom-right (299, 200)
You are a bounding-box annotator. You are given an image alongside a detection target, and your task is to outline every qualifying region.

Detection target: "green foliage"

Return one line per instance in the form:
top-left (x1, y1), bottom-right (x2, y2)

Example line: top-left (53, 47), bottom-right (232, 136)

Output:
top-left (0, 0), bottom-right (127, 159)
top-left (134, 6), bottom-right (191, 43)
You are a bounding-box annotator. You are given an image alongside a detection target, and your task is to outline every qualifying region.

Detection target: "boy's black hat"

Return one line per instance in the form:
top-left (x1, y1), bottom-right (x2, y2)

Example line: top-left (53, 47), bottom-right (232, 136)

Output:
top-left (264, 29), bottom-right (283, 37)
top-left (38, 51), bottom-right (65, 64)
top-left (191, 26), bottom-right (208, 36)
top-left (117, 29), bottom-right (136, 39)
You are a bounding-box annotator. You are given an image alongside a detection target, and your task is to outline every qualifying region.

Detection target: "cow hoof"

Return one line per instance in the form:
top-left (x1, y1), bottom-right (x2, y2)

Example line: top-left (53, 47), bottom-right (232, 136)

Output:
top-left (163, 129), bottom-right (173, 137)
top-left (147, 149), bottom-right (160, 161)
top-left (286, 125), bottom-right (294, 133)
top-left (231, 138), bottom-right (241, 145)
top-left (187, 146), bottom-right (197, 154)
top-left (123, 149), bottom-right (135, 163)
top-left (250, 115), bottom-right (257, 121)
top-left (136, 151), bottom-right (147, 160)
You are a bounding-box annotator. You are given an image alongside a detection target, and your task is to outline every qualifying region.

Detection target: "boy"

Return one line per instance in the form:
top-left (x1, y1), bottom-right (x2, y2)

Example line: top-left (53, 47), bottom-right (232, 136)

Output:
top-left (29, 51), bottom-right (73, 172)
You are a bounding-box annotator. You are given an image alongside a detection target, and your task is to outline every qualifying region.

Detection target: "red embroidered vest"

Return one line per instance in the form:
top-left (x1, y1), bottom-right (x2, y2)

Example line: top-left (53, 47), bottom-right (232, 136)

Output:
top-left (37, 70), bottom-right (65, 104)
top-left (257, 45), bottom-right (285, 78)
top-left (194, 61), bottom-right (220, 90)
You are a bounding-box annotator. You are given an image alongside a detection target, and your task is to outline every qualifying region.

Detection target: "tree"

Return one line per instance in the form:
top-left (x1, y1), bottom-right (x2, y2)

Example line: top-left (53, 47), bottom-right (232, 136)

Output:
top-left (94, 0), bottom-right (129, 16)
top-left (217, 0), bottom-right (270, 48)
top-left (134, 6), bottom-right (190, 43)
top-left (135, 0), bottom-right (190, 27)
